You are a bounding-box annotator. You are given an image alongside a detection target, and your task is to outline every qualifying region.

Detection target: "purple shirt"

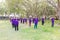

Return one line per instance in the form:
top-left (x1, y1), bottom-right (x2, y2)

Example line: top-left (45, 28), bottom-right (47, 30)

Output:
top-left (34, 18), bottom-right (38, 24)
top-left (22, 18), bottom-right (27, 23)
top-left (24, 18), bottom-right (27, 22)
top-left (14, 19), bottom-right (19, 25)
top-left (42, 18), bottom-right (44, 21)
top-left (23, 18), bottom-right (25, 23)
top-left (29, 18), bottom-right (32, 24)
top-left (10, 18), bottom-right (19, 26)
top-left (51, 18), bottom-right (54, 23)
top-left (33, 18), bottom-right (35, 23)
top-left (20, 18), bottom-right (23, 23)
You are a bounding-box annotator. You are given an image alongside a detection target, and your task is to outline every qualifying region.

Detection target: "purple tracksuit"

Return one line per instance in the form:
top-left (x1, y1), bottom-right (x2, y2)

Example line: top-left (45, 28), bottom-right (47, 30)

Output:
top-left (10, 18), bottom-right (15, 28)
top-left (42, 18), bottom-right (44, 25)
top-left (24, 18), bottom-right (27, 24)
top-left (20, 18), bottom-right (23, 23)
top-left (22, 18), bottom-right (24, 24)
top-left (33, 18), bottom-right (35, 23)
top-left (14, 19), bottom-right (19, 26)
top-left (29, 18), bottom-right (32, 26)
top-left (22, 18), bottom-right (27, 24)
top-left (10, 18), bottom-right (19, 31)
top-left (34, 18), bottom-right (38, 29)
top-left (51, 18), bottom-right (54, 27)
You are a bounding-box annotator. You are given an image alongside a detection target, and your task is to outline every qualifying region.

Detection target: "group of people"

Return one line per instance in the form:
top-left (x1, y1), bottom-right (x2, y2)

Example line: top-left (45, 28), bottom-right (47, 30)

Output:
top-left (10, 16), bottom-right (55, 31)
top-left (41, 16), bottom-right (55, 27)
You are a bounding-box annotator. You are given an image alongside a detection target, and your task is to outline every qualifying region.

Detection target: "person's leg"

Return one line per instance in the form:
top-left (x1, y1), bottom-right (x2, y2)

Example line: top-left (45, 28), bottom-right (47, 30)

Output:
top-left (21, 20), bottom-right (22, 23)
top-left (34, 24), bottom-right (37, 29)
top-left (52, 22), bottom-right (54, 27)
top-left (36, 24), bottom-right (37, 28)
top-left (43, 21), bottom-right (44, 25)
top-left (15, 25), bottom-right (17, 31)
top-left (17, 25), bottom-right (19, 31)
top-left (42, 21), bottom-right (44, 25)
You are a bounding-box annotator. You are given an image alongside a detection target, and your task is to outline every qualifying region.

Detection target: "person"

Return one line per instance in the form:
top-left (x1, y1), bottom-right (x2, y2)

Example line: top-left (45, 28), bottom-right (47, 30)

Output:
top-left (20, 18), bottom-right (23, 23)
top-left (29, 18), bottom-right (32, 27)
top-left (50, 16), bottom-right (55, 27)
top-left (33, 17), bottom-right (35, 23)
top-left (41, 16), bottom-right (45, 25)
top-left (14, 17), bottom-right (19, 31)
top-left (22, 18), bottom-right (25, 24)
top-left (33, 17), bottom-right (38, 29)
top-left (28, 15), bottom-right (32, 27)
top-left (10, 17), bottom-right (15, 28)
top-left (24, 18), bottom-right (27, 24)
top-left (10, 17), bottom-right (19, 31)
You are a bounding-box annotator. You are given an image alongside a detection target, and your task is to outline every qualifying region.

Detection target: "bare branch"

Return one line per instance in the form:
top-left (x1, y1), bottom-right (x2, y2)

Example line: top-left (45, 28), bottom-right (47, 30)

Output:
top-left (47, 0), bottom-right (58, 9)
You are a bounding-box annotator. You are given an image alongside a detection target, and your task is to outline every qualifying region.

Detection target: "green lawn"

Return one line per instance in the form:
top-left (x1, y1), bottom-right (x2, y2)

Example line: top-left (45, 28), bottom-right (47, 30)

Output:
top-left (0, 20), bottom-right (60, 40)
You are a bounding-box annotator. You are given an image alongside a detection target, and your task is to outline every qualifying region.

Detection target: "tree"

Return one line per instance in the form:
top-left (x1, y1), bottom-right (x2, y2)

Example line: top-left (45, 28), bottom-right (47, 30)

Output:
top-left (5, 0), bottom-right (23, 14)
top-left (5, 0), bottom-right (56, 18)
top-left (47, 0), bottom-right (60, 19)
top-left (20, 0), bottom-right (42, 18)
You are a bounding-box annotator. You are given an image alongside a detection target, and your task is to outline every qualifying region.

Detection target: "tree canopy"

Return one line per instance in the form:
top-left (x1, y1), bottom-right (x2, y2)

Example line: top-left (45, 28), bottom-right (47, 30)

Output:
top-left (0, 0), bottom-right (59, 19)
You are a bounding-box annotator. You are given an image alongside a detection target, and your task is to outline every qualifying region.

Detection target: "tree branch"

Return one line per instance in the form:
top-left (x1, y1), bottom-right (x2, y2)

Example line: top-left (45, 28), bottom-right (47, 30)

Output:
top-left (47, 0), bottom-right (58, 9)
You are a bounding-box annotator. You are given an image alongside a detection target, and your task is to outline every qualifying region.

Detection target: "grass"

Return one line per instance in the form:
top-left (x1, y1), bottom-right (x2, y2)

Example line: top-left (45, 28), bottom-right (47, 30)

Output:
top-left (0, 20), bottom-right (60, 40)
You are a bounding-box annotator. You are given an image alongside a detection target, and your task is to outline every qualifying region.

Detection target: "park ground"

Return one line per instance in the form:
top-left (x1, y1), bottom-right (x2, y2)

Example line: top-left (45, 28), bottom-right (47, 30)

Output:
top-left (0, 20), bottom-right (60, 40)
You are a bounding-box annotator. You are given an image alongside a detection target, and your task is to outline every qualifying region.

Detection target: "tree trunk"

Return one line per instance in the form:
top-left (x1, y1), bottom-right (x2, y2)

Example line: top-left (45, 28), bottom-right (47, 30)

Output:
top-left (57, 0), bottom-right (60, 19)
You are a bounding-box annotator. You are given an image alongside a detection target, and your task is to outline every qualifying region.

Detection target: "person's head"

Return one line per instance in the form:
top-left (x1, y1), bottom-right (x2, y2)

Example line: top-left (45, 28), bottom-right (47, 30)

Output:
top-left (42, 15), bottom-right (45, 18)
top-left (29, 15), bottom-right (32, 18)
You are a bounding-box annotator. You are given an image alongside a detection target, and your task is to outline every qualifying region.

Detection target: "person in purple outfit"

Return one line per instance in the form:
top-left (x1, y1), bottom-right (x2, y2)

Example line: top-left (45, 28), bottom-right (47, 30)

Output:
top-left (22, 18), bottom-right (26, 24)
top-left (42, 16), bottom-right (45, 25)
top-left (33, 17), bottom-right (35, 23)
top-left (34, 17), bottom-right (38, 29)
top-left (29, 18), bottom-right (32, 27)
top-left (50, 16), bottom-right (55, 27)
top-left (19, 18), bottom-right (23, 23)
top-left (14, 18), bottom-right (19, 31)
top-left (10, 17), bottom-right (19, 31)
top-left (20, 18), bottom-right (23, 23)
top-left (24, 18), bottom-right (27, 24)
top-left (22, 18), bottom-right (25, 24)
top-left (29, 15), bottom-right (32, 27)
top-left (10, 17), bottom-right (15, 28)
